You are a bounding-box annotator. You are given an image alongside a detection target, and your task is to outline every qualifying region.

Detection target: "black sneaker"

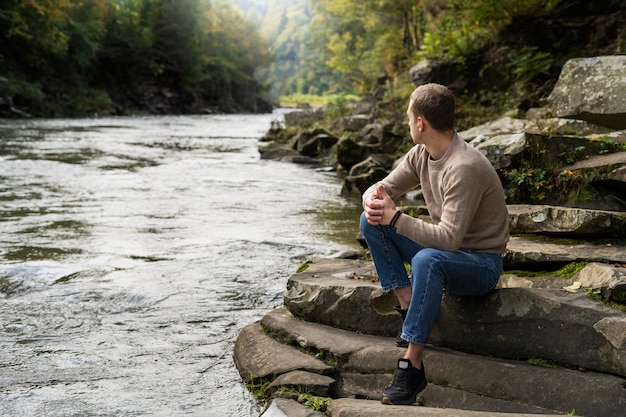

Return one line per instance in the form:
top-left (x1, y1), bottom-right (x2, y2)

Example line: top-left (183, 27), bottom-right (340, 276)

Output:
top-left (393, 305), bottom-right (409, 348)
top-left (381, 358), bottom-right (427, 405)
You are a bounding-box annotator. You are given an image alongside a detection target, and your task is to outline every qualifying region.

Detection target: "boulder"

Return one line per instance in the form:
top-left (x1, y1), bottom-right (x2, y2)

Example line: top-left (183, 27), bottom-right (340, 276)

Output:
top-left (474, 132), bottom-right (609, 170)
top-left (460, 116), bottom-right (529, 141)
top-left (525, 117), bottom-right (613, 137)
top-left (259, 142), bottom-right (321, 164)
top-left (335, 137), bottom-right (377, 170)
top-left (292, 129), bottom-right (338, 157)
top-left (283, 108), bottom-right (325, 128)
top-left (240, 299), bottom-right (626, 416)
top-left (409, 58), bottom-right (463, 90)
top-left (332, 115), bottom-right (371, 133)
top-left (575, 262), bottom-right (626, 304)
top-left (341, 166), bottom-right (389, 197)
top-left (431, 288), bottom-right (626, 377)
top-left (548, 56), bottom-right (626, 130)
top-left (347, 154), bottom-right (395, 177)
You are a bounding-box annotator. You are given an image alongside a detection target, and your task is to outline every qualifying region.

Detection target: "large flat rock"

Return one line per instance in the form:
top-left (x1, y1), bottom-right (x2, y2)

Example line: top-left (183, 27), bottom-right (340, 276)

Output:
top-left (284, 258), bottom-right (399, 337)
top-left (326, 399), bottom-right (560, 417)
top-left (505, 235), bottom-right (626, 268)
top-left (508, 204), bottom-right (626, 236)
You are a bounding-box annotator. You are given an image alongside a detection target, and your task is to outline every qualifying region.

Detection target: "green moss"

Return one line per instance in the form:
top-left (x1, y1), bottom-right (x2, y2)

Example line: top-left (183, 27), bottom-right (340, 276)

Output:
top-left (553, 262), bottom-right (589, 279)
top-left (528, 357), bottom-right (555, 368)
top-left (296, 261), bottom-right (312, 273)
top-left (298, 393), bottom-right (331, 412)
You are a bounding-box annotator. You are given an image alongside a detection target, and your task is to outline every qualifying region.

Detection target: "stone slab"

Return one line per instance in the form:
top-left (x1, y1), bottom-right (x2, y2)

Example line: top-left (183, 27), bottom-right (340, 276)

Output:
top-left (507, 204), bottom-right (626, 236)
top-left (505, 236), bottom-right (626, 268)
top-left (234, 321), bottom-right (334, 382)
top-left (261, 398), bottom-right (324, 417)
top-left (284, 258), bottom-right (400, 337)
top-left (326, 398), bottom-right (561, 417)
top-left (259, 306), bottom-right (626, 416)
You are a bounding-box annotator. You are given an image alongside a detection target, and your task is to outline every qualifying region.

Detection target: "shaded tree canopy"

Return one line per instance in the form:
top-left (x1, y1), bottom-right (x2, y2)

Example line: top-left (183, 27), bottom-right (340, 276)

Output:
top-left (0, 0), bottom-right (271, 116)
top-left (1, 0), bottom-right (623, 117)
top-left (238, 0), bottom-right (624, 117)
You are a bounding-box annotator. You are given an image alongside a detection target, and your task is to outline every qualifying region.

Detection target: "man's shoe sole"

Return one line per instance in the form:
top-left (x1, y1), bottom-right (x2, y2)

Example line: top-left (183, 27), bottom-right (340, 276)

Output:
top-left (381, 396), bottom-right (414, 405)
top-left (396, 338), bottom-right (409, 348)
top-left (380, 380), bottom-right (427, 405)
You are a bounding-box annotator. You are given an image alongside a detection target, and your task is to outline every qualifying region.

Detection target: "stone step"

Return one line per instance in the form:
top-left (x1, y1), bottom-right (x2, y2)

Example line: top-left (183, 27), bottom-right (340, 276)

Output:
top-left (251, 307), bottom-right (625, 417)
top-left (283, 258), bottom-right (626, 379)
top-left (327, 399), bottom-right (563, 417)
top-left (507, 204), bottom-right (626, 237)
top-left (261, 397), bottom-right (563, 417)
top-left (505, 235), bottom-right (626, 268)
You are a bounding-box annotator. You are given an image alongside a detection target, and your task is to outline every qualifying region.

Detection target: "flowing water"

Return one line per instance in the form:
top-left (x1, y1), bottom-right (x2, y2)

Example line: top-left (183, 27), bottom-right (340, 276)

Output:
top-left (0, 114), bottom-right (363, 416)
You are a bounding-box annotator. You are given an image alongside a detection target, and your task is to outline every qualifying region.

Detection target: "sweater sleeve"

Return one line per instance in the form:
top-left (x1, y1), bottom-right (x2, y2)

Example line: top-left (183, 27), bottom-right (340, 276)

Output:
top-left (396, 162), bottom-right (483, 251)
top-left (361, 146), bottom-right (422, 205)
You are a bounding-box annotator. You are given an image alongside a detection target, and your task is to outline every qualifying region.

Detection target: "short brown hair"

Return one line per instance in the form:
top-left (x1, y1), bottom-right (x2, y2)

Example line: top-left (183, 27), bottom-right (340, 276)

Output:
top-left (409, 83), bottom-right (455, 132)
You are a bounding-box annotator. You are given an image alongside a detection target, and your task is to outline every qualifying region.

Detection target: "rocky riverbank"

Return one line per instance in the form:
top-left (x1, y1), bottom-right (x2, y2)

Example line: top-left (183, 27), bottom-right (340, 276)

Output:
top-left (235, 55), bottom-right (626, 416)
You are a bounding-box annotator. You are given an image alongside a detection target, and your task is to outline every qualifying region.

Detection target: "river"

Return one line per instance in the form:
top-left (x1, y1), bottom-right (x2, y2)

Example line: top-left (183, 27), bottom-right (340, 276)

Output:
top-left (0, 114), bottom-right (363, 416)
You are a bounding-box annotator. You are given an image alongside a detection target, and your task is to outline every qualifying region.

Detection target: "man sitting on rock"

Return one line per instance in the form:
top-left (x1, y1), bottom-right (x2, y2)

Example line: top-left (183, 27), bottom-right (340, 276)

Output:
top-left (360, 83), bottom-right (509, 405)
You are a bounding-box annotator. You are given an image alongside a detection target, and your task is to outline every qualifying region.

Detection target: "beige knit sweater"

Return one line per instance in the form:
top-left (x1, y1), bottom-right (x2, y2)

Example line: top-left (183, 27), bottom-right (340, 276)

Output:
top-left (363, 133), bottom-right (509, 254)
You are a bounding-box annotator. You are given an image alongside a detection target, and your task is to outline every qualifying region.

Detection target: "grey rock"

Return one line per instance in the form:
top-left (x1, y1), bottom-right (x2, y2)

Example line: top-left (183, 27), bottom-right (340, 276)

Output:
top-left (525, 117), bottom-right (613, 136)
top-left (507, 204), bottom-right (626, 236)
top-left (548, 56), bottom-right (626, 129)
top-left (283, 108), bottom-right (325, 128)
top-left (474, 132), bottom-right (606, 171)
top-left (505, 235), bottom-right (626, 268)
top-left (332, 115), bottom-right (370, 133)
top-left (283, 258), bottom-right (399, 337)
top-left (409, 58), bottom-right (462, 89)
top-left (327, 399), bottom-right (563, 417)
top-left (268, 370), bottom-right (335, 397)
top-left (460, 116), bottom-right (529, 141)
top-left (292, 129), bottom-right (338, 156)
top-left (347, 154), bottom-right (395, 177)
top-left (575, 262), bottom-right (626, 303)
top-left (259, 141), bottom-right (300, 161)
top-left (252, 305), bottom-right (626, 416)
top-left (282, 258), bottom-right (626, 379)
top-left (233, 320), bottom-right (334, 383)
top-left (430, 288), bottom-right (626, 378)
top-left (261, 398), bottom-right (324, 417)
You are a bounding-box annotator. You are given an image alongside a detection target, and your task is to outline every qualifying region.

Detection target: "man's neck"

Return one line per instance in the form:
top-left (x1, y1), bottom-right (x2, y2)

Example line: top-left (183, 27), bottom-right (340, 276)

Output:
top-left (425, 130), bottom-right (455, 160)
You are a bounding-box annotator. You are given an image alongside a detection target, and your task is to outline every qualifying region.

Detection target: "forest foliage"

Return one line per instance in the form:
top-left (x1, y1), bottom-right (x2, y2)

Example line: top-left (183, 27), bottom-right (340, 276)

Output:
top-left (241, 0), bottom-right (624, 120)
top-left (1, 0), bottom-right (624, 117)
top-left (0, 0), bottom-right (270, 116)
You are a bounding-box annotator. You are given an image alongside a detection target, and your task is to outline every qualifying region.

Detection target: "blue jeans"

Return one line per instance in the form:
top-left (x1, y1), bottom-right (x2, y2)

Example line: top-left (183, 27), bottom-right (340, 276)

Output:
top-left (359, 212), bottom-right (502, 345)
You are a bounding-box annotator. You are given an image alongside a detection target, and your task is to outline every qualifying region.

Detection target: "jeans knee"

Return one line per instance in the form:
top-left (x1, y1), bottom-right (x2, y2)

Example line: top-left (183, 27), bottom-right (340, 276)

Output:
top-left (359, 211), bottom-right (371, 235)
top-left (411, 248), bottom-right (440, 270)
